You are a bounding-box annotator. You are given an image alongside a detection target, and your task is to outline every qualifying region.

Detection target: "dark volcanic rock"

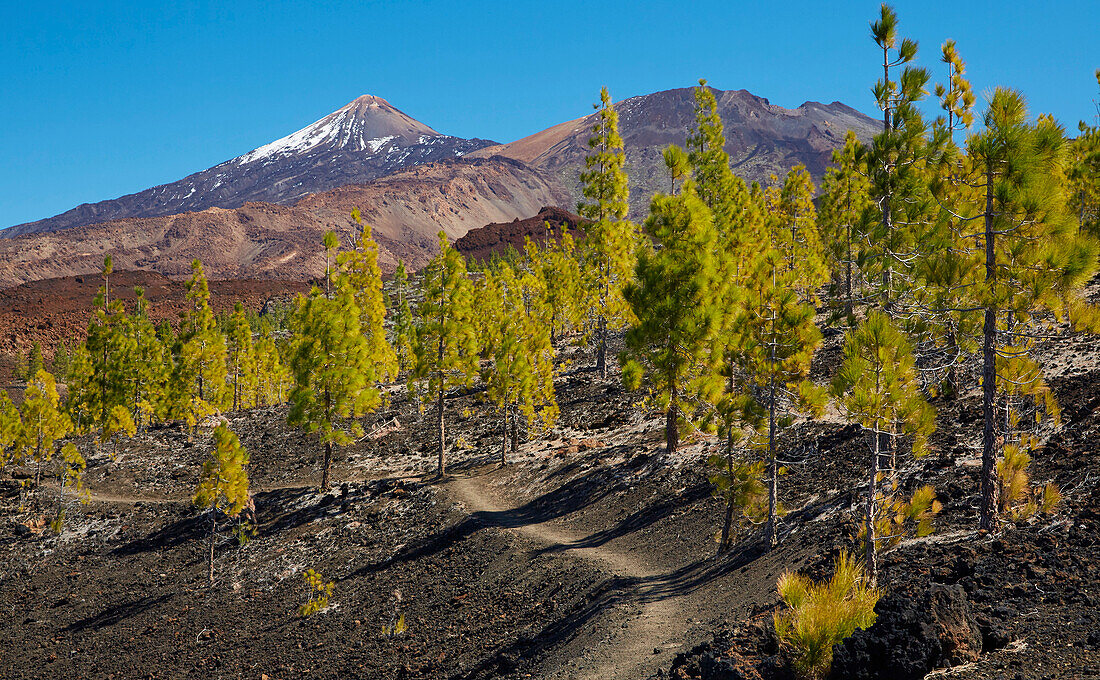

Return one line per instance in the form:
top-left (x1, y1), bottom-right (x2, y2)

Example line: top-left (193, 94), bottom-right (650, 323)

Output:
top-left (830, 585), bottom-right (982, 680)
top-left (454, 206), bottom-right (587, 264)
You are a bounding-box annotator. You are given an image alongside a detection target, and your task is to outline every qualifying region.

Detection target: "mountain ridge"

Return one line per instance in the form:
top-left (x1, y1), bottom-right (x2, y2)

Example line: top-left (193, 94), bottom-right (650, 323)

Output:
top-left (2, 95), bottom-right (496, 239)
top-left (470, 86), bottom-right (880, 217)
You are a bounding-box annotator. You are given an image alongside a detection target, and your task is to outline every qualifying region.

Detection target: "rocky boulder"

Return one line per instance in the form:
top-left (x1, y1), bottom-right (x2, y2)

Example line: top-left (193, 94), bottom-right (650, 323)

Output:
top-left (830, 585), bottom-right (982, 680)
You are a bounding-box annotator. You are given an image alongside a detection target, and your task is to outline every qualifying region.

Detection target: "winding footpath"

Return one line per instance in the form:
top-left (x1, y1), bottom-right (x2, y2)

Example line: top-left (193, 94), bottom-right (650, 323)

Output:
top-left (449, 473), bottom-right (693, 680)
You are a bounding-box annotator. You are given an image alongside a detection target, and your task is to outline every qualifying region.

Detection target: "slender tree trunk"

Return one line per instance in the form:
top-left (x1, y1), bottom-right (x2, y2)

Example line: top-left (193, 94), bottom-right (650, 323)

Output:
top-left (766, 366), bottom-right (778, 549)
top-left (596, 315), bottom-right (607, 379)
top-left (510, 406), bottom-right (518, 453)
top-left (719, 425), bottom-right (736, 555)
top-left (208, 511), bottom-right (217, 585)
top-left (980, 174), bottom-right (998, 531)
top-left (845, 210), bottom-right (854, 319)
top-left (431, 360), bottom-right (444, 477)
top-left (500, 408), bottom-right (508, 466)
top-left (865, 426), bottom-right (880, 587)
top-left (321, 387), bottom-right (332, 489)
top-left (666, 383), bottom-right (679, 453)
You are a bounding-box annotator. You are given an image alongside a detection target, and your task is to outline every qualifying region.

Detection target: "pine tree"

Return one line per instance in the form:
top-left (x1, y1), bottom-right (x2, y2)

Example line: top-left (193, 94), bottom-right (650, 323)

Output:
top-left (1068, 70), bottom-right (1100, 237)
top-left (622, 173), bottom-right (721, 454)
top-left (524, 228), bottom-right (588, 345)
top-left (172, 260), bottom-right (230, 431)
top-left (687, 79), bottom-right (756, 271)
top-left (51, 442), bottom-right (89, 534)
top-left (866, 4), bottom-right (933, 310)
top-left (340, 209), bottom-right (398, 383)
top-left (18, 370), bottom-right (73, 488)
top-left (962, 89), bottom-right (1100, 530)
top-left (128, 287), bottom-right (171, 425)
top-left (412, 232), bottom-right (479, 477)
top-left (193, 423), bottom-right (251, 584)
top-left (389, 261), bottom-right (417, 374)
top-left (478, 263), bottom-right (558, 464)
top-left (818, 131), bottom-right (874, 320)
top-left (227, 303), bottom-right (258, 411)
top-left (831, 312), bottom-right (935, 585)
top-left (725, 167), bottom-right (830, 548)
top-left (27, 343), bottom-right (44, 379)
top-left (288, 270), bottom-right (379, 490)
top-left (764, 165), bottom-right (828, 300)
top-left (253, 322), bottom-right (291, 407)
top-left (578, 87), bottom-right (635, 379)
top-left (0, 390), bottom-right (22, 469)
top-left (915, 47), bottom-right (980, 400)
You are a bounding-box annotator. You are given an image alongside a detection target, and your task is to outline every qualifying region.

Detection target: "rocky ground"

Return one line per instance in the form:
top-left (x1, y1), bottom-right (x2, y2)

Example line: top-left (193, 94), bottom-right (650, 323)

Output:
top-left (1, 325), bottom-right (1098, 679)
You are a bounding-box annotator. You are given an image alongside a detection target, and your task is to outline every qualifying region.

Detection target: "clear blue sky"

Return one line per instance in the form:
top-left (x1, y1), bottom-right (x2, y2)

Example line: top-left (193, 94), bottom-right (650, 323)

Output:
top-left (2, 0), bottom-right (1097, 228)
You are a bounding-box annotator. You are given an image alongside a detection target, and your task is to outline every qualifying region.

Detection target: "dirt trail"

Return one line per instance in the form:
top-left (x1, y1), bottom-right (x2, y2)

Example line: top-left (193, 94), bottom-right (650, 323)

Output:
top-left (449, 472), bottom-right (693, 680)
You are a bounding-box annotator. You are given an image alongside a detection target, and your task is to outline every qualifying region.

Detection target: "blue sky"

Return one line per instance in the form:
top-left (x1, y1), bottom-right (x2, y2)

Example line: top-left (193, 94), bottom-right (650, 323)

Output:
top-left (2, 0), bottom-right (1097, 228)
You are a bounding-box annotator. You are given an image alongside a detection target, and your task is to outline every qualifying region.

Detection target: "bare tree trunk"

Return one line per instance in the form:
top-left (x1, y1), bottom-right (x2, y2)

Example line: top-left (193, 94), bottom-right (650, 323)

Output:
top-left (436, 381), bottom-right (446, 478)
top-left (596, 315), bottom-right (607, 379)
top-left (665, 384), bottom-right (679, 453)
top-left (719, 426), bottom-right (736, 555)
top-left (321, 387), bottom-right (332, 489)
top-left (208, 512), bottom-right (217, 585)
top-left (500, 409), bottom-right (508, 466)
top-left (321, 440), bottom-right (332, 490)
top-left (510, 406), bottom-right (518, 453)
top-left (980, 174), bottom-right (998, 531)
top-left (865, 427), bottom-right (880, 587)
top-left (766, 370), bottom-right (778, 549)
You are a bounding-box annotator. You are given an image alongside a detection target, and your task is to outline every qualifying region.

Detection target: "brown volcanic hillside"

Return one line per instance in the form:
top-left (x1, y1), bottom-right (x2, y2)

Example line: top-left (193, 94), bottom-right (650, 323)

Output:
top-left (470, 86), bottom-right (879, 217)
top-left (0, 157), bottom-right (568, 289)
top-left (0, 270), bottom-right (309, 368)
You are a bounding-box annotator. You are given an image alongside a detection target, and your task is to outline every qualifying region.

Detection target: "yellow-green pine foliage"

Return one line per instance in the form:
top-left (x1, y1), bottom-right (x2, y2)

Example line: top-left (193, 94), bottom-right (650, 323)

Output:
top-left (412, 232), bottom-right (479, 476)
top-left (688, 80), bottom-right (757, 273)
top-left (77, 259), bottom-right (139, 439)
top-left (341, 209), bottom-right (399, 383)
top-left (933, 40), bottom-right (977, 136)
top-left (253, 321), bottom-right (291, 407)
top-left (764, 165), bottom-right (828, 301)
top-left (965, 89), bottom-right (1100, 530)
top-left (1068, 81), bottom-right (1100, 236)
top-left (578, 86), bottom-right (635, 378)
top-left (389, 261), bottom-right (417, 374)
top-left (51, 442), bottom-right (89, 533)
top-left (916, 49), bottom-right (982, 400)
top-left (298, 568), bottom-right (334, 617)
top-left (129, 287), bottom-right (171, 426)
top-left (817, 131), bottom-right (873, 319)
top-left (102, 404), bottom-right (136, 459)
top-left (866, 4), bottom-right (934, 309)
top-left (727, 172), bottom-right (828, 549)
top-left (622, 176), bottom-right (721, 454)
top-left (289, 240), bottom-right (380, 489)
top-left (774, 551), bottom-right (880, 680)
top-left (228, 303), bottom-right (258, 411)
top-left (479, 263), bottom-right (558, 463)
top-left (194, 422), bottom-right (251, 582)
top-left (27, 343), bottom-right (45, 379)
top-left (524, 228), bottom-right (588, 346)
top-left (708, 447), bottom-right (767, 553)
top-left (173, 260), bottom-right (230, 430)
top-left (0, 390), bottom-right (22, 468)
top-left (831, 311), bottom-right (935, 585)
top-left (18, 370), bottom-right (73, 487)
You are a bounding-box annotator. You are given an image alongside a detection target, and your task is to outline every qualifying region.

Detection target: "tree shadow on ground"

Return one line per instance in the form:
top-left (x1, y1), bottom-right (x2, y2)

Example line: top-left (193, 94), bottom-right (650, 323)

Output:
top-left (63, 593), bottom-right (173, 633)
